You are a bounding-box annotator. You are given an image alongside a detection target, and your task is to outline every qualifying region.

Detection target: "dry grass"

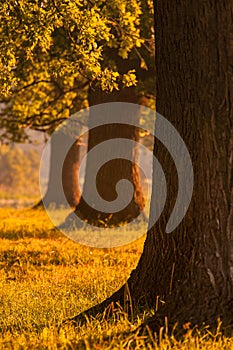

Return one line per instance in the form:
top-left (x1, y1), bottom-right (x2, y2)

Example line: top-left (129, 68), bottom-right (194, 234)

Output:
top-left (0, 208), bottom-right (232, 349)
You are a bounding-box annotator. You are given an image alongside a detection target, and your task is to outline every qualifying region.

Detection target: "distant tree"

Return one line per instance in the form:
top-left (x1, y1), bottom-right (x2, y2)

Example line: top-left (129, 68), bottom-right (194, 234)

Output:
top-left (0, 0), bottom-right (155, 215)
top-left (74, 0), bottom-right (155, 225)
top-left (35, 131), bottom-right (82, 209)
top-left (0, 145), bottom-right (40, 199)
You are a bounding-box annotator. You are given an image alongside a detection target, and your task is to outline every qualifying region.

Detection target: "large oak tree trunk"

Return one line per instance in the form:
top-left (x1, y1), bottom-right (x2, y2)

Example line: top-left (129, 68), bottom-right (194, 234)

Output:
top-left (72, 87), bottom-right (146, 227)
top-left (128, 0), bottom-right (233, 327)
top-left (71, 0), bottom-right (233, 330)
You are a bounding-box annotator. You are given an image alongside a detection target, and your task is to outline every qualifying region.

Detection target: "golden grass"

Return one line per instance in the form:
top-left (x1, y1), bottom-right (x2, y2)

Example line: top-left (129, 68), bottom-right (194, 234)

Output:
top-left (0, 208), bottom-right (232, 349)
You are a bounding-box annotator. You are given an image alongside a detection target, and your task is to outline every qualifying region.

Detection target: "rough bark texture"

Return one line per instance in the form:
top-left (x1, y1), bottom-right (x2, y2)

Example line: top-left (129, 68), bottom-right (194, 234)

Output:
top-left (70, 0), bottom-right (233, 331)
top-left (124, 0), bottom-right (233, 323)
top-left (128, 0), bottom-right (233, 327)
top-left (40, 132), bottom-right (81, 209)
top-left (73, 87), bottom-right (147, 227)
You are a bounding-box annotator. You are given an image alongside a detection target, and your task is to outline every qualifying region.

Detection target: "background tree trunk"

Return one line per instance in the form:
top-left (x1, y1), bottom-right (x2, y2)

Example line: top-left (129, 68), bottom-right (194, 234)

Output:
top-left (37, 132), bottom-right (81, 209)
top-left (71, 0), bottom-right (233, 330)
top-left (72, 87), bottom-right (147, 227)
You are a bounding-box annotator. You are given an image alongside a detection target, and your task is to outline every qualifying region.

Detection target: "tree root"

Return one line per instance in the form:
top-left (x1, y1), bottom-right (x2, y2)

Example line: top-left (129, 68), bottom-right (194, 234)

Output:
top-left (62, 285), bottom-right (126, 327)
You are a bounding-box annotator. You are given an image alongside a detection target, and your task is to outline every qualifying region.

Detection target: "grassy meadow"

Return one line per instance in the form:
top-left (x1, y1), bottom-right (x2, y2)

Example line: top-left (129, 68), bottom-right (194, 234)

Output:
top-left (0, 208), bottom-right (232, 349)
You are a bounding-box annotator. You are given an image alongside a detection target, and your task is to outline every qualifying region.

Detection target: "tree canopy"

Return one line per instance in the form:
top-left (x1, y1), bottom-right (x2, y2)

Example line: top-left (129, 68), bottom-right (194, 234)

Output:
top-left (0, 0), bottom-right (154, 141)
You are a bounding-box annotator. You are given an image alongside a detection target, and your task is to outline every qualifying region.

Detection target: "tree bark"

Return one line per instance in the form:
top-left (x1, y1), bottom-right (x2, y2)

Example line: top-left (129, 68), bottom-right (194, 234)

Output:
top-left (72, 87), bottom-right (147, 227)
top-left (131, 0), bottom-right (233, 327)
top-left (37, 132), bottom-right (81, 209)
top-left (70, 0), bottom-right (233, 330)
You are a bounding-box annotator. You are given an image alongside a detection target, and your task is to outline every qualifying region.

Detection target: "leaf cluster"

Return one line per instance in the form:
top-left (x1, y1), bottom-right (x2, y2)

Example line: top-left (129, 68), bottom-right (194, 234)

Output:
top-left (0, 0), bottom-right (154, 140)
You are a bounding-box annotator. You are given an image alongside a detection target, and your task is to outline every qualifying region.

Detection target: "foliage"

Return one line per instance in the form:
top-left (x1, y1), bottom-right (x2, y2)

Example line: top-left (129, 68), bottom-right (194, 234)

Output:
top-left (0, 144), bottom-right (41, 199)
top-left (0, 208), bottom-right (232, 348)
top-left (0, 0), bottom-right (154, 141)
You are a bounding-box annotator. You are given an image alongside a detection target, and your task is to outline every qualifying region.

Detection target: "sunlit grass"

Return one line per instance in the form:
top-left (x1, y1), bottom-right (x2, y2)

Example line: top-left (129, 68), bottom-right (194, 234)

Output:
top-left (0, 208), bottom-right (232, 349)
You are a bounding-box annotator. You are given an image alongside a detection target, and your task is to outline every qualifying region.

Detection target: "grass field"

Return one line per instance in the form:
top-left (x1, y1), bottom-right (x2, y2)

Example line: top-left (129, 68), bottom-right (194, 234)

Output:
top-left (0, 208), bottom-right (232, 349)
